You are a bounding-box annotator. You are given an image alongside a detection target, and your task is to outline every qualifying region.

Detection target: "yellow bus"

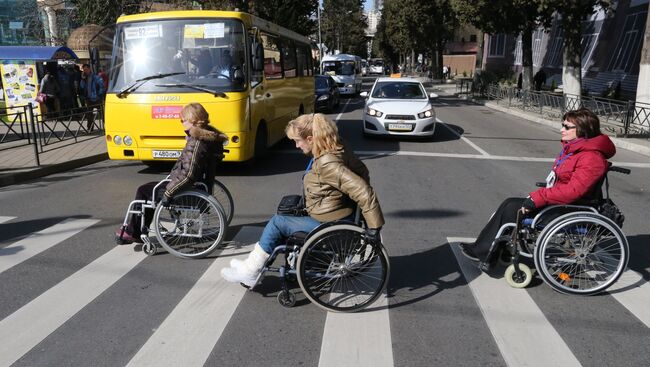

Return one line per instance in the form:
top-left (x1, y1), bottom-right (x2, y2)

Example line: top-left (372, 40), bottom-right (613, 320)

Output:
top-left (105, 10), bottom-right (315, 162)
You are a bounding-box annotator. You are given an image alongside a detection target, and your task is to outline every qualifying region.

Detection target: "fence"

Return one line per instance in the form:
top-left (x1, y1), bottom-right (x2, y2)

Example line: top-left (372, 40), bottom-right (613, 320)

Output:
top-left (0, 104), bottom-right (104, 166)
top-left (485, 84), bottom-right (650, 137)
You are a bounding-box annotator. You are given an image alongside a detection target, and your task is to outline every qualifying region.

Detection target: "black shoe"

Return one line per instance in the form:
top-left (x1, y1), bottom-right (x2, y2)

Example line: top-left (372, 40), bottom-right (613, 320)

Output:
top-left (459, 243), bottom-right (479, 262)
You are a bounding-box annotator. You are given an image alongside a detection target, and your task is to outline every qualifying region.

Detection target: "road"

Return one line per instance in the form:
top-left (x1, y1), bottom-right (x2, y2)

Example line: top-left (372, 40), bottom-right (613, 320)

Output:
top-left (1, 76), bottom-right (649, 366)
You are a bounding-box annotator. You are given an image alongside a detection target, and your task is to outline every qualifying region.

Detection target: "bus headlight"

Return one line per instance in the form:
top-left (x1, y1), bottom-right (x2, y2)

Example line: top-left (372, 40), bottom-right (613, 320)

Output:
top-left (317, 94), bottom-right (329, 101)
top-left (123, 135), bottom-right (133, 146)
top-left (113, 135), bottom-right (122, 145)
top-left (418, 109), bottom-right (434, 119)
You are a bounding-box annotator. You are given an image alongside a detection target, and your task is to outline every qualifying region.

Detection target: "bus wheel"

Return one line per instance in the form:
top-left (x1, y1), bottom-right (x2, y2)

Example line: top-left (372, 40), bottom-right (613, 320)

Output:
top-left (254, 123), bottom-right (268, 158)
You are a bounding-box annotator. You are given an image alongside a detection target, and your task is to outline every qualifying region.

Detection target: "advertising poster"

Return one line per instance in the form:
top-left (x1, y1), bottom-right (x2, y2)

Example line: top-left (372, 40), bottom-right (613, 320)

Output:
top-left (0, 60), bottom-right (41, 117)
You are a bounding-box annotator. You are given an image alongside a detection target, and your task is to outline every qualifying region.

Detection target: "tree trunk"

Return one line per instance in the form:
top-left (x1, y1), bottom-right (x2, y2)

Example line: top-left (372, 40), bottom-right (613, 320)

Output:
top-left (562, 25), bottom-right (582, 109)
top-left (437, 40), bottom-right (444, 80)
top-left (522, 27), bottom-right (534, 91)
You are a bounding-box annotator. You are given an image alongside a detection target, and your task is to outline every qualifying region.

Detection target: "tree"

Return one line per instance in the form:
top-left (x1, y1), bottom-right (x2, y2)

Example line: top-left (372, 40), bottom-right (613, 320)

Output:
top-left (252, 0), bottom-right (317, 36)
top-left (540, 1), bottom-right (611, 101)
top-left (71, 0), bottom-right (142, 26)
top-left (321, 0), bottom-right (368, 55)
top-left (419, 0), bottom-right (458, 79)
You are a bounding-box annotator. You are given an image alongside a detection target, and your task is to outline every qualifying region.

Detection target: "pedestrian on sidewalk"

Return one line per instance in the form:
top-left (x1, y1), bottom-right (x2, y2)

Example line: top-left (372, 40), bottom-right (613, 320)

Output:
top-left (79, 64), bottom-right (105, 131)
top-left (459, 108), bottom-right (616, 265)
top-left (115, 103), bottom-right (228, 244)
top-left (220, 113), bottom-right (385, 287)
top-left (39, 63), bottom-right (59, 118)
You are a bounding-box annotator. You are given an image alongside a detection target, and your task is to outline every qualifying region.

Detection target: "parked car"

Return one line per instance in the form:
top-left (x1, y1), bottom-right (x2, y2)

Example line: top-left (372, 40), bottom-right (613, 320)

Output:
top-left (315, 75), bottom-right (341, 113)
top-left (360, 77), bottom-right (438, 137)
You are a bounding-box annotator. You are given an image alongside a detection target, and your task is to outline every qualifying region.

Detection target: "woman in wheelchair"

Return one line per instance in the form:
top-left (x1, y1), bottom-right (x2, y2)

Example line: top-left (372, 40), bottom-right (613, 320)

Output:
top-left (221, 113), bottom-right (384, 287)
top-left (116, 103), bottom-right (227, 243)
top-left (460, 108), bottom-right (616, 264)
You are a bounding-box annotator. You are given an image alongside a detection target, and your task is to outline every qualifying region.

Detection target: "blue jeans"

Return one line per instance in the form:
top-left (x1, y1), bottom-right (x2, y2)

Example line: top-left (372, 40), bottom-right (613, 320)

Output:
top-left (258, 214), bottom-right (355, 254)
top-left (258, 215), bottom-right (321, 254)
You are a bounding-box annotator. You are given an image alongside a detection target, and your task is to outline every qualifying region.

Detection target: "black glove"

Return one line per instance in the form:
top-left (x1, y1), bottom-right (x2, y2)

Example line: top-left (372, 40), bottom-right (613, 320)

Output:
top-left (160, 195), bottom-right (174, 208)
top-left (365, 227), bottom-right (381, 243)
top-left (522, 197), bottom-right (536, 211)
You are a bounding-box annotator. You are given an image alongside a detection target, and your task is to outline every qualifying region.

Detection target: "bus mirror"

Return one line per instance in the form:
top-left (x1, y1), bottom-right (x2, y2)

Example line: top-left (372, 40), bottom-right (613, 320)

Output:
top-left (233, 68), bottom-right (245, 84)
top-left (252, 42), bottom-right (264, 72)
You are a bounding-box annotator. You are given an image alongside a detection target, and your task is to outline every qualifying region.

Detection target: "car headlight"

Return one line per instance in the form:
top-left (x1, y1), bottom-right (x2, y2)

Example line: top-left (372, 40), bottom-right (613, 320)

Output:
top-left (346, 84), bottom-right (353, 88)
top-left (366, 108), bottom-right (383, 117)
top-left (317, 94), bottom-right (330, 101)
top-left (123, 135), bottom-right (133, 146)
top-left (418, 109), bottom-right (434, 119)
top-left (113, 135), bottom-right (122, 145)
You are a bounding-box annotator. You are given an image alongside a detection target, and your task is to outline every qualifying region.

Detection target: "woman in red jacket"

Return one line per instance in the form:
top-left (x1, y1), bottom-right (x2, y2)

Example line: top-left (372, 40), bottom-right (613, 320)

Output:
top-left (460, 108), bottom-right (616, 263)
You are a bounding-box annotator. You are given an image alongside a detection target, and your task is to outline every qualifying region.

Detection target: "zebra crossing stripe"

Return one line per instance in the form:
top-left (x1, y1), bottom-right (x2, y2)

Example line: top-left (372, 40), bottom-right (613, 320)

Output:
top-left (0, 216), bottom-right (16, 224)
top-left (318, 293), bottom-right (393, 367)
top-left (607, 269), bottom-right (650, 328)
top-left (448, 237), bottom-right (581, 367)
top-left (0, 218), bottom-right (100, 274)
top-left (0, 245), bottom-right (147, 366)
top-left (126, 244), bottom-right (252, 367)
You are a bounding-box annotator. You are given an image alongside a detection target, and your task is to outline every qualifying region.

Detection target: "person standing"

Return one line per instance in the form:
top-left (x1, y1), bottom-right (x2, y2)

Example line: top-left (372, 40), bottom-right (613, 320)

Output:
top-left (79, 64), bottom-right (105, 130)
top-left (39, 64), bottom-right (59, 117)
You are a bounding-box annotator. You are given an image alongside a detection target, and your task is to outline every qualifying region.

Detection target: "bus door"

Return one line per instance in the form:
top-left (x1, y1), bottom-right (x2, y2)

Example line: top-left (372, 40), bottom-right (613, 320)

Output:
top-left (260, 33), bottom-right (284, 136)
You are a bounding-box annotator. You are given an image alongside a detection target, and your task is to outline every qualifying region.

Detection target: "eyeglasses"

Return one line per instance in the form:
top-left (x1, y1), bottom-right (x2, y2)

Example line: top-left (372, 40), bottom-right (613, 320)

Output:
top-left (561, 123), bottom-right (577, 130)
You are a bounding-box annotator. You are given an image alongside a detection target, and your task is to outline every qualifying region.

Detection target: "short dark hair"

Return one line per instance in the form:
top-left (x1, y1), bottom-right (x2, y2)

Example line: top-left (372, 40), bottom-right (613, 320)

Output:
top-left (562, 108), bottom-right (601, 138)
top-left (82, 63), bottom-right (90, 69)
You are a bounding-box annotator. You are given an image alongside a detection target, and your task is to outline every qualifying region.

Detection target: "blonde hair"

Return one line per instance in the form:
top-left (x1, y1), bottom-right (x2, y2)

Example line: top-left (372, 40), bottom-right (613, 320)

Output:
top-left (286, 113), bottom-right (343, 156)
top-left (180, 103), bottom-right (210, 128)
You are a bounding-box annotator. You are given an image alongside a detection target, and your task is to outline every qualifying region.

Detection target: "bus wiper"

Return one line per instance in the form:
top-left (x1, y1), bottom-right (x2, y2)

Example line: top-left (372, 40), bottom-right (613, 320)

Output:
top-left (156, 83), bottom-right (228, 98)
top-left (116, 72), bottom-right (186, 98)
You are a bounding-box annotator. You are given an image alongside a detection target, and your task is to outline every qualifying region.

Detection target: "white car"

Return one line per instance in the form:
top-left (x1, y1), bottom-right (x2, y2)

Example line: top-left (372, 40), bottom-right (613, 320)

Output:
top-left (361, 77), bottom-right (438, 137)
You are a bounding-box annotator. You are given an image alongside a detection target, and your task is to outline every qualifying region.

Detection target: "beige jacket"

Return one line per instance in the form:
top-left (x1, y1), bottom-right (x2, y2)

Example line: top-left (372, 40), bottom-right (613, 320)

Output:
top-left (303, 149), bottom-right (384, 229)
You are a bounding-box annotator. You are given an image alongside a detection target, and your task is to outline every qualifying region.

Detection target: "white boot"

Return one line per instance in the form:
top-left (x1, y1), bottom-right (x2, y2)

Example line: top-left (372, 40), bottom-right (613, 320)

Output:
top-left (221, 243), bottom-right (269, 287)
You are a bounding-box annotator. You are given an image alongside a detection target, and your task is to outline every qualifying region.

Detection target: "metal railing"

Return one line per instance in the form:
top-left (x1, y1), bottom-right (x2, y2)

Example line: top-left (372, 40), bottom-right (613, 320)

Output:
top-left (485, 84), bottom-right (650, 136)
top-left (0, 103), bottom-right (104, 166)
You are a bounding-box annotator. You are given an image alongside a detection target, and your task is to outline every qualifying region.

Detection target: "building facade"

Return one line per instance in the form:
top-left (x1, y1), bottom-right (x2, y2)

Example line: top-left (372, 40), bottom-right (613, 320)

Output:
top-left (482, 0), bottom-right (649, 99)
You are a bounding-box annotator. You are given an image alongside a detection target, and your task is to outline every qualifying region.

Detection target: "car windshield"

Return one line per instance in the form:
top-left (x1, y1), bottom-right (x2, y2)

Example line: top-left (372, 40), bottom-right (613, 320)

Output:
top-left (371, 82), bottom-right (426, 99)
top-left (370, 59), bottom-right (383, 67)
top-left (315, 77), bottom-right (329, 89)
top-left (322, 61), bottom-right (355, 76)
top-left (109, 18), bottom-right (247, 94)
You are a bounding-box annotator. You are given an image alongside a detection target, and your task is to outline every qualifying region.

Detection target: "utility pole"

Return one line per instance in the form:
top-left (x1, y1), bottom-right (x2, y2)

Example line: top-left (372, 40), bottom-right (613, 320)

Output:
top-left (318, 4), bottom-right (322, 63)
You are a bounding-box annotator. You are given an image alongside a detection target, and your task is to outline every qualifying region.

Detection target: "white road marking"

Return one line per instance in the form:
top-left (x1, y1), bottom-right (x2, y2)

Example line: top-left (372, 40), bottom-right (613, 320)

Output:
top-left (607, 269), bottom-right (650, 328)
top-left (0, 245), bottom-right (147, 366)
top-left (334, 98), bottom-right (353, 123)
top-left (437, 119), bottom-right (491, 156)
top-left (448, 237), bottom-right (581, 367)
top-left (319, 293), bottom-right (393, 367)
top-left (0, 216), bottom-right (16, 225)
top-left (126, 244), bottom-right (252, 367)
top-left (0, 218), bottom-right (100, 274)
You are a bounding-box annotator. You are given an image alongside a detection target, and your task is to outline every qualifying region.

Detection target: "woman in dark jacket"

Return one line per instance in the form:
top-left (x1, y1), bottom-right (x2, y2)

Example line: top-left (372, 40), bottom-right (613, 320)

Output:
top-left (116, 103), bottom-right (227, 243)
top-left (221, 113), bottom-right (384, 287)
top-left (460, 108), bottom-right (616, 263)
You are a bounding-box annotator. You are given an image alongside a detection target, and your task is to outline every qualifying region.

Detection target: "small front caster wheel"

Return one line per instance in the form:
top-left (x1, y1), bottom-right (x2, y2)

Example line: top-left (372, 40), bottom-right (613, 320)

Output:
top-left (505, 263), bottom-right (533, 288)
top-left (143, 243), bottom-right (157, 256)
top-left (278, 290), bottom-right (296, 308)
top-left (114, 235), bottom-right (125, 245)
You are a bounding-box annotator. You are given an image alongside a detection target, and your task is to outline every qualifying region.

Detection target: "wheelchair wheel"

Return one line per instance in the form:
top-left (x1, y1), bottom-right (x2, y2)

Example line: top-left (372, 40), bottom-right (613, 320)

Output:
top-left (152, 190), bottom-right (227, 259)
top-left (212, 180), bottom-right (234, 226)
top-left (534, 212), bottom-right (628, 295)
top-left (297, 224), bottom-right (390, 312)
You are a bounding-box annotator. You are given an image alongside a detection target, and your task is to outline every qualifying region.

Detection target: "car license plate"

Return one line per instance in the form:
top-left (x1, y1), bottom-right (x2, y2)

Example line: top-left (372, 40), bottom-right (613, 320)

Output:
top-left (152, 150), bottom-right (181, 159)
top-left (388, 123), bottom-right (413, 132)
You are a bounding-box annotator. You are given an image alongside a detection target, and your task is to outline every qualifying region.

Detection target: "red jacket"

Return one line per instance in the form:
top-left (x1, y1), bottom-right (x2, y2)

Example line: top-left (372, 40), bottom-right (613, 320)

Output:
top-left (530, 134), bottom-right (615, 208)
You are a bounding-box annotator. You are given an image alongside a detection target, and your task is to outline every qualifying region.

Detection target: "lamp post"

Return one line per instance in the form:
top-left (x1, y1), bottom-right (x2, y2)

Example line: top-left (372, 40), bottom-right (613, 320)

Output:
top-left (318, 4), bottom-right (322, 64)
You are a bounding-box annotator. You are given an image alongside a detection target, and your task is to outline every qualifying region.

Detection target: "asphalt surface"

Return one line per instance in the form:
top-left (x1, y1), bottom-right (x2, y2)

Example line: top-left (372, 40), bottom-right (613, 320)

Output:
top-left (1, 76), bottom-right (649, 366)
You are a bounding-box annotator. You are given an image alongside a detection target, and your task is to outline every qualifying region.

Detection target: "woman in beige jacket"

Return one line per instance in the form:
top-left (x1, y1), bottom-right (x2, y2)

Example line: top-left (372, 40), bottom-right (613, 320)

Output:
top-left (221, 113), bottom-right (384, 287)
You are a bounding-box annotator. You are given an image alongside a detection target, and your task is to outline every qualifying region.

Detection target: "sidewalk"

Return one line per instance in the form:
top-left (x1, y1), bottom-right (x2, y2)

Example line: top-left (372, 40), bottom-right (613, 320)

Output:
top-left (0, 134), bottom-right (107, 187)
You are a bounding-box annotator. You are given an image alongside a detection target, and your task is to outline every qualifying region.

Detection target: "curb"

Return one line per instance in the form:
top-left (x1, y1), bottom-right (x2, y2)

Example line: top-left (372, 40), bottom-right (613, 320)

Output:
top-left (467, 97), bottom-right (650, 158)
top-left (0, 153), bottom-right (108, 188)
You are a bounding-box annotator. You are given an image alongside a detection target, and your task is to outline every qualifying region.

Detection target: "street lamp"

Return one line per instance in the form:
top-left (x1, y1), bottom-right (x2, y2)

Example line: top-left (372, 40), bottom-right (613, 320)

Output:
top-left (318, 4), bottom-right (322, 64)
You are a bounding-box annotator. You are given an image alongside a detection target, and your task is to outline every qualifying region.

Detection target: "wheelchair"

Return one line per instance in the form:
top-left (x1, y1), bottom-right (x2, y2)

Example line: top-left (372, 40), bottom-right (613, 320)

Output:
top-left (480, 164), bottom-right (631, 295)
top-left (116, 178), bottom-right (233, 259)
top-left (248, 209), bottom-right (390, 312)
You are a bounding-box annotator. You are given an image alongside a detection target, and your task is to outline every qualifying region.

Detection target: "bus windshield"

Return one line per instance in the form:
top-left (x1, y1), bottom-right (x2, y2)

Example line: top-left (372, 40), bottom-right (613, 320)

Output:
top-left (322, 61), bottom-right (356, 76)
top-left (109, 18), bottom-right (247, 94)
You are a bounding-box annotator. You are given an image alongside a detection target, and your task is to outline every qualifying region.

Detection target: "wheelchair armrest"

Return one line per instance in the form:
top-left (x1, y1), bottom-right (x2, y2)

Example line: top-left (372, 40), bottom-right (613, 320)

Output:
top-left (535, 182), bottom-right (546, 188)
top-left (287, 231), bottom-right (308, 247)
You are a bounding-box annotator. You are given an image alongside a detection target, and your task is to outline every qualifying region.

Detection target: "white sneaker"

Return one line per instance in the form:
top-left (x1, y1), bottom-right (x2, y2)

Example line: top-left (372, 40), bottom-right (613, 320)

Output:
top-left (221, 266), bottom-right (258, 287)
top-left (221, 243), bottom-right (269, 288)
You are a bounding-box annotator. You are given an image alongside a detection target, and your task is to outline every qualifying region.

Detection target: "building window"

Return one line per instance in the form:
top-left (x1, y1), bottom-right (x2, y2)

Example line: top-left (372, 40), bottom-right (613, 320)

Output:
top-left (609, 12), bottom-right (647, 72)
top-left (548, 28), bottom-right (564, 67)
top-left (532, 29), bottom-right (545, 67)
top-left (580, 33), bottom-right (598, 69)
top-left (487, 34), bottom-right (506, 57)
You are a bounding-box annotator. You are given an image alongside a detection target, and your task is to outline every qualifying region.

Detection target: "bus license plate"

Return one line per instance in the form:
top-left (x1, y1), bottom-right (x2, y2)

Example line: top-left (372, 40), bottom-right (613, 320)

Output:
top-left (152, 150), bottom-right (181, 159)
top-left (388, 123), bottom-right (413, 132)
